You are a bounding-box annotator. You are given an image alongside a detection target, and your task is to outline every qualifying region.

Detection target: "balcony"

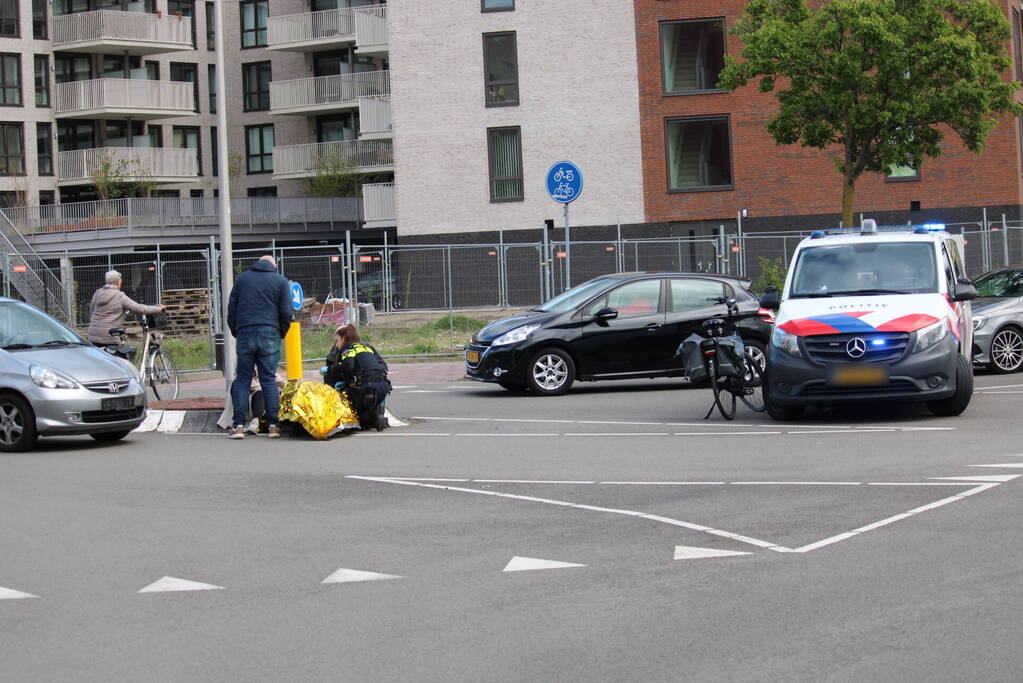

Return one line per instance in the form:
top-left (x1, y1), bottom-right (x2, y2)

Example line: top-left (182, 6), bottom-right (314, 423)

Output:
top-left (358, 95), bottom-right (391, 140)
top-left (57, 147), bottom-right (199, 185)
top-left (362, 182), bottom-right (395, 228)
top-left (267, 5), bottom-right (387, 54)
top-left (52, 10), bottom-right (194, 55)
top-left (273, 139), bottom-right (393, 179)
top-left (54, 79), bottom-right (195, 120)
top-left (270, 71), bottom-right (389, 116)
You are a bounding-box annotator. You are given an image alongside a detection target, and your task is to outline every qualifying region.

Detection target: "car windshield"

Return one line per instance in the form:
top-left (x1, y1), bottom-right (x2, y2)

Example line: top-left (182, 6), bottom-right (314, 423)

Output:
top-left (973, 269), bottom-right (1023, 297)
top-left (0, 301), bottom-right (84, 349)
top-left (789, 242), bottom-right (938, 297)
top-left (533, 278), bottom-right (615, 312)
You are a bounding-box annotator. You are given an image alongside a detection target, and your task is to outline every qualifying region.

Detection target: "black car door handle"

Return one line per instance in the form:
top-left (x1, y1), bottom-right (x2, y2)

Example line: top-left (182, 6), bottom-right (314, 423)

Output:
top-left (645, 323), bottom-right (661, 330)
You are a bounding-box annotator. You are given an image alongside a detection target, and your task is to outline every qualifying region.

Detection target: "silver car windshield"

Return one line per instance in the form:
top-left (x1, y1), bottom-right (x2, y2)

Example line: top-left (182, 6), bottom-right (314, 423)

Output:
top-left (0, 301), bottom-right (84, 349)
top-left (790, 242), bottom-right (938, 297)
top-left (533, 278), bottom-right (615, 312)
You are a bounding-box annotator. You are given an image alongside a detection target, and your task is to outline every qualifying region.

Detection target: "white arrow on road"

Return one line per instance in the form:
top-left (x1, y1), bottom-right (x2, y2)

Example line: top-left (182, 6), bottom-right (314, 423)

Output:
top-left (0, 585), bottom-right (38, 600)
top-left (138, 576), bottom-right (224, 593)
top-left (674, 545), bottom-right (753, 560)
top-left (322, 568), bottom-right (402, 584)
top-left (503, 556), bottom-right (586, 572)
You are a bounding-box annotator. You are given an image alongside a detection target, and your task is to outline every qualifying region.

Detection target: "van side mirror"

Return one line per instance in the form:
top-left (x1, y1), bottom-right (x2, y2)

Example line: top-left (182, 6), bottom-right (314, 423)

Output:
top-left (759, 286), bottom-right (780, 310)
top-left (953, 278), bottom-right (976, 302)
top-left (594, 307), bottom-right (618, 322)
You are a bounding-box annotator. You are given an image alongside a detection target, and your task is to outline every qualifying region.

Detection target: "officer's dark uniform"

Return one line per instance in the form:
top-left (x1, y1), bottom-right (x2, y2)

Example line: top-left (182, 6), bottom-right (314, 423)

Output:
top-left (324, 342), bottom-right (391, 430)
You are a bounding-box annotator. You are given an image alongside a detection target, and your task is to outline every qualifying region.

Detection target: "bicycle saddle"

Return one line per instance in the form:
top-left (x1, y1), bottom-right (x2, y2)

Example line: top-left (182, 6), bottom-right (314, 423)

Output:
top-left (702, 318), bottom-right (725, 329)
top-left (108, 327), bottom-right (125, 337)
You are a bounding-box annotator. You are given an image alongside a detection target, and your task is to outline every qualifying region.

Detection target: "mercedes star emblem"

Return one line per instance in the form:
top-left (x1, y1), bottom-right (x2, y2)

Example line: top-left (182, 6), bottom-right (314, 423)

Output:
top-left (846, 337), bottom-right (867, 358)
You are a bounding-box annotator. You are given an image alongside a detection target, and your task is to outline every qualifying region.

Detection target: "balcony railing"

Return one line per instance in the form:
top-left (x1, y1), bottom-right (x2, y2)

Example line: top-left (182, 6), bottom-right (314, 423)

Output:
top-left (270, 71), bottom-right (389, 115)
top-left (273, 139), bottom-right (393, 179)
top-left (57, 147), bottom-right (198, 185)
top-left (52, 10), bottom-right (194, 55)
top-left (359, 95), bottom-right (392, 140)
top-left (267, 4), bottom-right (386, 53)
top-left (362, 182), bottom-right (395, 226)
top-left (54, 79), bottom-right (195, 119)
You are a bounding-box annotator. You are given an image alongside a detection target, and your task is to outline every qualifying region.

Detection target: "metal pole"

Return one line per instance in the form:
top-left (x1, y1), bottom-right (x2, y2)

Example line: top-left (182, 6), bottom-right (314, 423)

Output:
top-left (383, 231), bottom-right (389, 313)
top-left (498, 228), bottom-right (505, 307)
top-left (1003, 213), bottom-right (1010, 268)
top-left (345, 229), bottom-right (352, 302)
top-left (563, 203), bottom-right (571, 291)
top-left (214, 0), bottom-right (235, 403)
top-left (736, 210), bottom-right (745, 277)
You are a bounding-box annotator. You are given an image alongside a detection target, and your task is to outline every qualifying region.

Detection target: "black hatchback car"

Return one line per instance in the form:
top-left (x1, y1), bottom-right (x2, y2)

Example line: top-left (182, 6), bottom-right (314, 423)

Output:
top-left (465, 272), bottom-right (772, 395)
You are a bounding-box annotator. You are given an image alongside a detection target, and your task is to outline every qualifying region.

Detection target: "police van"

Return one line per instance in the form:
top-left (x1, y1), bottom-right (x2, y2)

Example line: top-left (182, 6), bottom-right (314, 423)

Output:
top-left (759, 219), bottom-right (976, 420)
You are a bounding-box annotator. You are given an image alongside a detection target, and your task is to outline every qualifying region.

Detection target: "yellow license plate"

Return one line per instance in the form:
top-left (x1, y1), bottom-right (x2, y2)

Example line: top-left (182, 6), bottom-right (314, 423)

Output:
top-left (829, 364), bottom-right (889, 386)
top-left (467, 350), bottom-right (480, 363)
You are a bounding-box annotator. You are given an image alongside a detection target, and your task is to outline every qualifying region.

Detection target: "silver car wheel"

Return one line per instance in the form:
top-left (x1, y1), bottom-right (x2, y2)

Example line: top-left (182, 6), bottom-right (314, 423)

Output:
top-left (533, 354), bottom-right (568, 391)
top-left (991, 328), bottom-right (1023, 372)
top-left (746, 344), bottom-right (766, 371)
top-left (0, 402), bottom-right (25, 446)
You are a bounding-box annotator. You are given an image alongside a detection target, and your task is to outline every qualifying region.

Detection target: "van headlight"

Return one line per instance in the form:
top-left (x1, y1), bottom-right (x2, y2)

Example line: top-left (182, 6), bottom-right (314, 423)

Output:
top-left (771, 327), bottom-right (802, 358)
top-left (30, 365), bottom-right (78, 389)
top-left (913, 320), bottom-right (950, 353)
top-left (492, 323), bottom-right (541, 347)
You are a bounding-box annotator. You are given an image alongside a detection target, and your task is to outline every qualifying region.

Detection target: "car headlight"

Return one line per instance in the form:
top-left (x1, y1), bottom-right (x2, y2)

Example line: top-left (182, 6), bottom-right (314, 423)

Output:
top-left (771, 327), bottom-right (802, 358)
top-left (30, 364), bottom-right (78, 389)
top-left (492, 323), bottom-right (541, 347)
top-left (972, 316), bottom-right (986, 331)
top-left (913, 320), bottom-right (950, 353)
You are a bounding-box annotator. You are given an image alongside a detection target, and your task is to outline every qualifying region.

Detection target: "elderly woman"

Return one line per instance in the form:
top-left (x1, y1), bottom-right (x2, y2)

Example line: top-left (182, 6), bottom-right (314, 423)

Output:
top-left (87, 270), bottom-right (165, 346)
top-left (322, 323), bottom-right (391, 431)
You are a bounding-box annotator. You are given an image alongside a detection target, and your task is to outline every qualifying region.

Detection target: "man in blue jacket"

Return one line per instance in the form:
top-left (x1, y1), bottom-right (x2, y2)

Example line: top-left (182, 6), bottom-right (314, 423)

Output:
top-left (226, 255), bottom-right (293, 439)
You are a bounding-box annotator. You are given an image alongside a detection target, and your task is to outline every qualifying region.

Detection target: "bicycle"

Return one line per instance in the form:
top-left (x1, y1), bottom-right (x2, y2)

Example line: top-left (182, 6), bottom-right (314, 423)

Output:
top-left (106, 312), bottom-right (179, 401)
top-left (685, 297), bottom-right (766, 420)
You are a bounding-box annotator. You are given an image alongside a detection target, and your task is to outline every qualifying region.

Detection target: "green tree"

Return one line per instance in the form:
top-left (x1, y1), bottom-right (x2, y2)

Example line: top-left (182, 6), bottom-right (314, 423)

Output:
top-left (301, 152), bottom-right (365, 198)
top-left (717, 0), bottom-right (1021, 227)
top-left (89, 153), bottom-right (156, 201)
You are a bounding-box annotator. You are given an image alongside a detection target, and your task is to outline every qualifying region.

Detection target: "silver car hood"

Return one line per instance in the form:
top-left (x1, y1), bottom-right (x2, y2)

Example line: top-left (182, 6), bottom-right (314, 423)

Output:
top-left (972, 296), bottom-right (1021, 316)
top-left (1, 346), bottom-right (134, 382)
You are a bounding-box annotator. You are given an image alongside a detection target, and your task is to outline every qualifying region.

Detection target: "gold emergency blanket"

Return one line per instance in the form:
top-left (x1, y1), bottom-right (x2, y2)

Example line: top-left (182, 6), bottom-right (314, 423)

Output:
top-left (278, 379), bottom-right (359, 439)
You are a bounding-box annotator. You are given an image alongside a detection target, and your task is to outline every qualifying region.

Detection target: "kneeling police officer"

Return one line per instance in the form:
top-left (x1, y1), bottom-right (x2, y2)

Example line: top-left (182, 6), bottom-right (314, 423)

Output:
top-left (323, 323), bottom-right (391, 431)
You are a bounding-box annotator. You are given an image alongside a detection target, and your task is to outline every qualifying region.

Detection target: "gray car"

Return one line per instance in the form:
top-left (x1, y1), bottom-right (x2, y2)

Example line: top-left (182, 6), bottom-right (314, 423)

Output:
top-left (0, 298), bottom-right (147, 452)
top-left (971, 267), bottom-right (1023, 373)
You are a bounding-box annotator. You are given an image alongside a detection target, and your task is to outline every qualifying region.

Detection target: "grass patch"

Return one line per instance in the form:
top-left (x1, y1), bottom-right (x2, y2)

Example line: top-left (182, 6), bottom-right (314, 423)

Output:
top-left (162, 337), bottom-right (214, 371)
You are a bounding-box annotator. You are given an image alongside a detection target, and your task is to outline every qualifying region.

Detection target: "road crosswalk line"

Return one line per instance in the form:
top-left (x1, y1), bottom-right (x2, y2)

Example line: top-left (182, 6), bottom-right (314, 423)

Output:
top-left (0, 586), bottom-right (38, 600)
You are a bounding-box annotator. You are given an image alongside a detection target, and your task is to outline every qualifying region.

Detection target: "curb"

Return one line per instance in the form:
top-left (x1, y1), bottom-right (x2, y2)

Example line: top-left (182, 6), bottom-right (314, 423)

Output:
top-left (136, 408), bottom-right (407, 434)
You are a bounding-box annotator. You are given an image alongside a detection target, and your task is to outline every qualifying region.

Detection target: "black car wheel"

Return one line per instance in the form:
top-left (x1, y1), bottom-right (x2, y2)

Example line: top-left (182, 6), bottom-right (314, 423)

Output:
top-left (0, 393), bottom-right (37, 453)
top-left (526, 347), bottom-right (575, 396)
top-left (927, 354), bottom-right (973, 417)
top-left (989, 326), bottom-right (1023, 374)
top-left (90, 430), bottom-right (131, 442)
top-left (763, 366), bottom-right (804, 421)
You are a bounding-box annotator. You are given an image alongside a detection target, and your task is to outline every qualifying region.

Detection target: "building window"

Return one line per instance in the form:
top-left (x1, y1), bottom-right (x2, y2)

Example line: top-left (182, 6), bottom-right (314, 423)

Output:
top-left (32, 0), bottom-right (47, 39)
top-left (482, 0), bottom-right (514, 11)
top-left (167, 0), bottom-right (196, 48)
top-left (148, 124), bottom-right (163, 148)
top-left (660, 19), bottom-right (726, 94)
top-left (172, 125), bottom-right (201, 175)
top-left (247, 186), bottom-right (277, 197)
top-left (245, 123), bottom-right (273, 174)
top-left (1015, 9), bottom-right (1023, 81)
top-left (36, 122), bottom-right (52, 176)
top-left (57, 120), bottom-right (95, 151)
top-left (0, 0), bottom-right (17, 37)
top-left (0, 54), bottom-right (21, 106)
top-left (205, 1), bottom-right (215, 50)
top-left (665, 116), bottom-right (733, 191)
top-left (211, 125), bottom-right (218, 175)
top-left (55, 54), bottom-right (91, 84)
top-left (145, 60), bottom-right (159, 81)
top-left (39, 190), bottom-right (54, 205)
top-left (487, 126), bottom-right (523, 202)
top-left (170, 62), bottom-right (200, 113)
top-left (0, 123), bottom-right (24, 176)
top-left (242, 61), bottom-right (271, 112)
top-left (886, 164), bottom-right (920, 182)
top-left (208, 64), bottom-right (216, 113)
top-left (34, 55), bottom-right (49, 107)
top-left (483, 32), bottom-right (519, 107)
top-left (240, 0), bottom-right (268, 48)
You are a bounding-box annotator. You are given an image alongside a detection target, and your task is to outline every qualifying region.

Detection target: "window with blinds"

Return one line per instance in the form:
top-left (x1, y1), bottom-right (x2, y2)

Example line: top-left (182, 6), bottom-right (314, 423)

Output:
top-left (487, 127), bottom-right (523, 202)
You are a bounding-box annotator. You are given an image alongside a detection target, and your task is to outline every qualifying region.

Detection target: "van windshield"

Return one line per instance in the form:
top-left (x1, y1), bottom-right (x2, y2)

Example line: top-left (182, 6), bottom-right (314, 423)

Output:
top-left (789, 242), bottom-right (938, 298)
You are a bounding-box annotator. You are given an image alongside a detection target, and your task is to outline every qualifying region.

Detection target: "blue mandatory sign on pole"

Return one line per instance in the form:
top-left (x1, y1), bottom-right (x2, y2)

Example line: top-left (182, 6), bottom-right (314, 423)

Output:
top-left (545, 161), bottom-right (583, 204)
top-left (290, 281), bottom-right (304, 311)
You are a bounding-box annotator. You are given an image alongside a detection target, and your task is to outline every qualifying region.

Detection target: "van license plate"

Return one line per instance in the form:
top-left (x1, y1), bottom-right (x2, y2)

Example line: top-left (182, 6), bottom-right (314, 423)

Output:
top-left (466, 351), bottom-right (480, 364)
top-left (101, 397), bottom-right (135, 411)
top-left (828, 364), bottom-right (889, 386)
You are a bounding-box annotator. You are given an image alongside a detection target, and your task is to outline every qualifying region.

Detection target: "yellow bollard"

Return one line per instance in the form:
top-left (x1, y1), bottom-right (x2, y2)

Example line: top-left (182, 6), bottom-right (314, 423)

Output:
top-left (285, 321), bottom-right (303, 380)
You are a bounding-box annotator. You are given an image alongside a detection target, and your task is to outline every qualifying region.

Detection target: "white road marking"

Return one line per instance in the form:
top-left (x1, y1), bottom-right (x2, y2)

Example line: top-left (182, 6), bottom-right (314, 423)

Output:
top-left (788, 429), bottom-right (896, 435)
top-left (563, 432), bottom-right (670, 437)
top-left (931, 474), bottom-right (1022, 483)
top-left (971, 463), bottom-right (1023, 468)
top-left (403, 390), bottom-right (448, 394)
top-left (975, 382), bottom-right (1023, 390)
top-left (391, 385), bottom-right (417, 390)
top-left (475, 480), bottom-right (596, 484)
top-left (134, 409), bottom-right (163, 433)
top-left (383, 409), bottom-right (408, 427)
top-left (674, 546), bottom-right (753, 560)
top-left (673, 431), bottom-right (783, 436)
top-left (322, 568), bottom-right (402, 584)
top-left (0, 586), bottom-right (37, 600)
top-left (503, 556), bottom-right (586, 572)
top-left (980, 391), bottom-right (1023, 394)
top-left (730, 481), bottom-right (861, 486)
top-left (156, 411), bottom-right (186, 433)
top-left (455, 433), bottom-right (557, 437)
top-left (138, 576), bottom-right (224, 593)
top-left (598, 481), bottom-right (725, 486)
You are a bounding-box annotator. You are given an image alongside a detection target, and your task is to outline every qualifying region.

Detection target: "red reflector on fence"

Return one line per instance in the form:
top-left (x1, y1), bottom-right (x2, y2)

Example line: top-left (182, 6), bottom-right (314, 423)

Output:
top-left (731, 246), bottom-right (741, 253)
top-left (148, 266), bottom-right (156, 271)
top-left (605, 246), bottom-right (615, 252)
top-left (488, 251), bottom-right (497, 256)
top-left (556, 251), bottom-right (567, 258)
top-left (331, 255), bottom-right (340, 262)
top-left (359, 256), bottom-right (372, 262)
top-left (372, 257), bottom-right (380, 261)
top-left (12, 265), bottom-right (27, 273)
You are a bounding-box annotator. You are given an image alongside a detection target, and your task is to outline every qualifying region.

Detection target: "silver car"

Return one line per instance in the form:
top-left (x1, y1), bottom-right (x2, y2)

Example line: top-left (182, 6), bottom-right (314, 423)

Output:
top-left (971, 267), bottom-right (1023, 373)
top-left (0, 298), bottom-right (147, 452)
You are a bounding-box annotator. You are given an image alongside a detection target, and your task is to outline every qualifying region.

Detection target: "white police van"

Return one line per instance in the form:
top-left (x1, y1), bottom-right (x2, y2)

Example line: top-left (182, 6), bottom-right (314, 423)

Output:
top-left (759, 219), bottom-right (976, 420)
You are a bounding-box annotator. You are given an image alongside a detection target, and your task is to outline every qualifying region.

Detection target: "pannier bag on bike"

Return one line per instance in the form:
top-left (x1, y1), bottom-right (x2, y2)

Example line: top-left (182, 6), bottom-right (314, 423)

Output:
top-left (715, 334), bottom-right (746, 379)
top-left (675, 333), bottom-right (745, 382)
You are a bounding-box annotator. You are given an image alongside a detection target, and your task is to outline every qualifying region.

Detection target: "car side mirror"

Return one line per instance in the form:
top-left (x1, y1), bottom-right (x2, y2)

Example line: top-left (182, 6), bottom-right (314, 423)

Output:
top-left (594, 307), bottom-right (618, 322)
top-left (953, 279), bottom-right (976, 302)
top-left (759, 287), bottom-right (780, 310)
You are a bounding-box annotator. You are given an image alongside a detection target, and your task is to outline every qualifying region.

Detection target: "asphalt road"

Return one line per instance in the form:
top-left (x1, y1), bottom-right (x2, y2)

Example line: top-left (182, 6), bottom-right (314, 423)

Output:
top-left (3, 372), bottom-right (1023, 682)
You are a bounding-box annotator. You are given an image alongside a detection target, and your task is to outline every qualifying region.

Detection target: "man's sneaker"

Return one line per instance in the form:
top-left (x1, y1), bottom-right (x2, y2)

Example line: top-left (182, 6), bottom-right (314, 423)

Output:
top-left (267, 425), bottom-right (282, 439)
top-left (228, 425), bottom-right (245, 440)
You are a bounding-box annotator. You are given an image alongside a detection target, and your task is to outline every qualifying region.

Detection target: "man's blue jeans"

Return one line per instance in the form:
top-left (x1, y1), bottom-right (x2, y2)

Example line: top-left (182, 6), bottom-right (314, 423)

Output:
top-left (231, 325), bottom-right (281, 428)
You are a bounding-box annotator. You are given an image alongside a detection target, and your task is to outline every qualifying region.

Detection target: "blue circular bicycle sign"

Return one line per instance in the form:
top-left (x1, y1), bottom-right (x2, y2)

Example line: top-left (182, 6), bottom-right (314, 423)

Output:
top-left (545, 161), bottom-right (583, 204)
top-left (289, 281), bottom-right (304, 311)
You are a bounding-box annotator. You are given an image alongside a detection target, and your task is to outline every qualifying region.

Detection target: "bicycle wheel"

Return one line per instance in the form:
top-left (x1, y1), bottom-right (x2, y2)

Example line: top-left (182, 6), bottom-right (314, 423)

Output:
top-left (739, 355), bottom-right (766, 413)
top-left (708, 357), bottom-right (737, 420)
top-left (147, 349), bottom-right (179, 401)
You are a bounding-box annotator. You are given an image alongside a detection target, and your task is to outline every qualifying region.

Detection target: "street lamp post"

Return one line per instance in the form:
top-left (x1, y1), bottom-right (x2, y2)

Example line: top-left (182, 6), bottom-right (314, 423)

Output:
top-left (214, 0), bottom-right (235, 418)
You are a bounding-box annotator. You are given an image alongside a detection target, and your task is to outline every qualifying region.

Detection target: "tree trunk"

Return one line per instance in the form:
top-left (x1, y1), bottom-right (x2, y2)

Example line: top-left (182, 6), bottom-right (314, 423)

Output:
top-left (841, 174), bottom-right (856, 228)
